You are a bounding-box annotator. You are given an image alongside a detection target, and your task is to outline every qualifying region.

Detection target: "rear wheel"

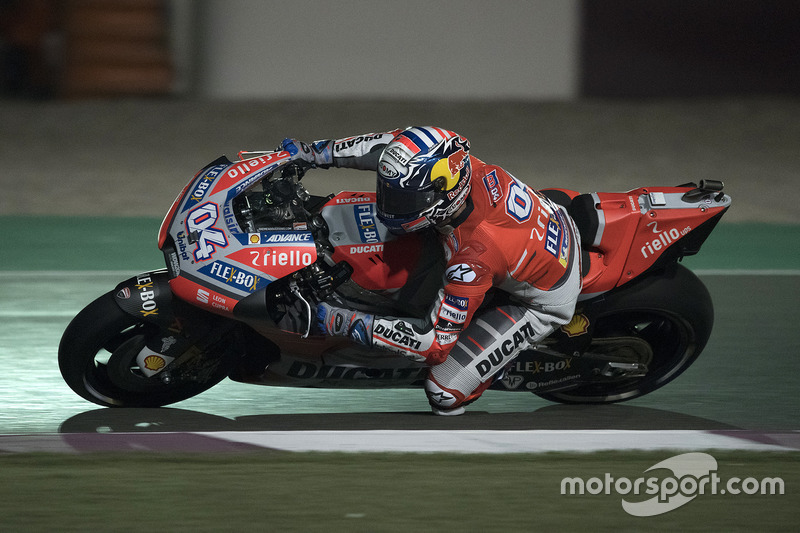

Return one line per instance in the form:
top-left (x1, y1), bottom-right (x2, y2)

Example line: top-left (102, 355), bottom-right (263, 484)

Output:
top-left (537, 265), bottom-right (712, 404)
top-left (59, 291), bottom-right (237, 407)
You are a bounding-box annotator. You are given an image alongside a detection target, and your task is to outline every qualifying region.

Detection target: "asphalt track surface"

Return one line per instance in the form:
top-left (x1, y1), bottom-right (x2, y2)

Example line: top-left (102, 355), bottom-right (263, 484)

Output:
top-left (0, 218), bottom-right (798, 452)
top-left (1, 98), bottom-right (799, 452)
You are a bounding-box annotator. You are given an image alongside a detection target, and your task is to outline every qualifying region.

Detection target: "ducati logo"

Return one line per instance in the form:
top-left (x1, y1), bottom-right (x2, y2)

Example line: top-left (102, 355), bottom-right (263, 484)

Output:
top-left (395, 321), bottom-right (413, 335)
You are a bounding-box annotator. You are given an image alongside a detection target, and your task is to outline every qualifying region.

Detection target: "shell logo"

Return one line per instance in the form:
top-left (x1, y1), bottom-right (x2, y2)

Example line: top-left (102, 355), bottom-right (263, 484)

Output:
top-left (561, 314), bottom-right (590, 337)
top-left (143, 355), bottom-right (166, 371)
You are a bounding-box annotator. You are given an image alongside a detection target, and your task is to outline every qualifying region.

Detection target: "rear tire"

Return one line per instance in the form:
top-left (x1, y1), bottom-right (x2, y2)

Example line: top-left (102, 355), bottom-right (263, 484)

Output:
top-left (59, 291), bottom-right (236, 407)
top-left (537, 264), bottom-right (713, 404)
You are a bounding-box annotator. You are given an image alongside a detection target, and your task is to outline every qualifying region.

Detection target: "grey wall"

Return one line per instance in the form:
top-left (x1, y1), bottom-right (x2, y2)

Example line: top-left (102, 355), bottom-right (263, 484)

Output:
top-left (198, 0), bottom-right (579, 100)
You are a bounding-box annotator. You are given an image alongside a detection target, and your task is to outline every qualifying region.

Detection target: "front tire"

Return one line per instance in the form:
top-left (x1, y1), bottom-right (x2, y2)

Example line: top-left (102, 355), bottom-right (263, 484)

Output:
top-left (59, 291), bottom-right (236, 407)
top-left (537, 264), bottom-right (713, 404)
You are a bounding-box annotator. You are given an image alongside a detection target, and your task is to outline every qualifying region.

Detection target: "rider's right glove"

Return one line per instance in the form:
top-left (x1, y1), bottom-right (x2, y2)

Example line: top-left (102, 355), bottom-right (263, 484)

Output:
top-left (279, 138), bottom-right (334, 169)
top-left (316, 302), bottom-right (373, 346)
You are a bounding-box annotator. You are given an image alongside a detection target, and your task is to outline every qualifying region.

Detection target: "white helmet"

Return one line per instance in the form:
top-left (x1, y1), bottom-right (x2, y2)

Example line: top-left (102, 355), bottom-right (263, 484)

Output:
top-left (376, 126), bottom-right (471, 233)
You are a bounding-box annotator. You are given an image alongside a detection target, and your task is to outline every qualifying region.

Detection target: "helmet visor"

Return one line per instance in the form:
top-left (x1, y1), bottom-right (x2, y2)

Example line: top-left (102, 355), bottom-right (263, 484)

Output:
top-left (377, 179), bottom-right (437, 217)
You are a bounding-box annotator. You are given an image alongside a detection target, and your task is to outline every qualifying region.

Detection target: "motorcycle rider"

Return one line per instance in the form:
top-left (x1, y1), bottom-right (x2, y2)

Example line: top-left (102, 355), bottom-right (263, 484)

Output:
top-left (280, 127), bottom-right (582, 415)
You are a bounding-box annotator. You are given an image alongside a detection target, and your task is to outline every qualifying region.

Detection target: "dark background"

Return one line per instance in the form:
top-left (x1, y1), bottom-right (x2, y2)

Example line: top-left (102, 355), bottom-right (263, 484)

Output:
top-left (3, 0), bottom-right (799, 99)
top-left (581, 0), bottom-right (800, 97)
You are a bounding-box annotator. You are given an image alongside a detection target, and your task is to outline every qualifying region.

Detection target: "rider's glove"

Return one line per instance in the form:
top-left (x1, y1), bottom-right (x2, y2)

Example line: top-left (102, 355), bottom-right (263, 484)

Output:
top-left (317, 302), bottom-right (373, 346)
top-left (279, 138), bottom-right (334, 169)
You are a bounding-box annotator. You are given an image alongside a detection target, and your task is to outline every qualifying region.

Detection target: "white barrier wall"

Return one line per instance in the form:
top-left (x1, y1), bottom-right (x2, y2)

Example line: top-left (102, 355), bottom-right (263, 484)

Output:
top-left (198, 0), bottom-right (578, 100)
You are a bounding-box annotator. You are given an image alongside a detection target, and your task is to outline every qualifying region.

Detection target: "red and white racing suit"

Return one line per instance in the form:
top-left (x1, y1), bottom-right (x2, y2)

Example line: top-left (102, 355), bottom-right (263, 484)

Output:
top-left (326, 131), bottom-right (583, 412)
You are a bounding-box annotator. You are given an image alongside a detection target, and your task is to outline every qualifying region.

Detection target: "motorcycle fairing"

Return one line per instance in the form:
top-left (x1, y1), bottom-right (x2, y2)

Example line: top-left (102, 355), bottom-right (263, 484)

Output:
top-left (588, 188), bottom-right (729, 295)
top-left (320, 192), bottom-right (429, 292)
top-left (545, 185), bottom-right (731, 297)
top-left (245, 349), bottom-right (430, 389)
top-left (113, 270), bottom-right (175, 327)
top-left (159, 152), bottom-right (323, 317)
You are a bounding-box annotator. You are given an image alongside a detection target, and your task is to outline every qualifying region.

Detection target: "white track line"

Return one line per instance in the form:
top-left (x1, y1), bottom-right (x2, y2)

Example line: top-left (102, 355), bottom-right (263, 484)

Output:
top-left (205, 429), bottom-right (798, 453)
top-left (1, 430), bottom-right (797, 454)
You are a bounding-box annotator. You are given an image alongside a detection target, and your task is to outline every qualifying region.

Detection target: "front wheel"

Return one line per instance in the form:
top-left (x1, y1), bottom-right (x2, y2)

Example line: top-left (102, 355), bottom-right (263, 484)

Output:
top-left (59, 291), bottom-right (237, 407)
top-left (537, 264), bottom-right (713, 404)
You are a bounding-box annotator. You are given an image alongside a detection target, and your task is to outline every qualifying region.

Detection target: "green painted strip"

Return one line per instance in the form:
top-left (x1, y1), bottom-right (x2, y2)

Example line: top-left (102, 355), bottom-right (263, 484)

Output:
top-left (1, 216), bottom-right (163, 271)
top-left (1, 217), bottom-right (797, 272)
top-left (679, 222), bottom-right (800, 270)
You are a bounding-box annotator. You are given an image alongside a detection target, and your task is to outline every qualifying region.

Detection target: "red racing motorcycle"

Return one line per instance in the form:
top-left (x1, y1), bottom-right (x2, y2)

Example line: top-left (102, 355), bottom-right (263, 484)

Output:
top-left (59, 149), bottom-right (731, 407)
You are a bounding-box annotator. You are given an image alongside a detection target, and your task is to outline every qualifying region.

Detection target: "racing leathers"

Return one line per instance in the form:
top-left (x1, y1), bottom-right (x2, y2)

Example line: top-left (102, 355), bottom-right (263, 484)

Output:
top-left (292, 130), bottom-right (582, 414)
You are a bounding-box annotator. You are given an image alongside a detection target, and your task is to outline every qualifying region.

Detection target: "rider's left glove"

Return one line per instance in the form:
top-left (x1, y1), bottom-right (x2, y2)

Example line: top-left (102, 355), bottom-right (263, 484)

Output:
top-left (317, 302), bottom-right (373, 346)
top-left (279, 138), bottom-right (334, 169)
